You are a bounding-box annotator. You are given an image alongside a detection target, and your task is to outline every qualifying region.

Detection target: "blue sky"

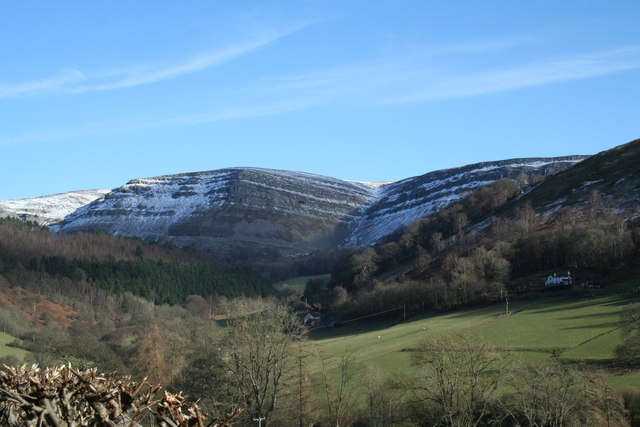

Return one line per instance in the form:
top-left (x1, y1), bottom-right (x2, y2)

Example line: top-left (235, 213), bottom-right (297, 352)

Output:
top-left (1, 1), bottom-right (639, 200)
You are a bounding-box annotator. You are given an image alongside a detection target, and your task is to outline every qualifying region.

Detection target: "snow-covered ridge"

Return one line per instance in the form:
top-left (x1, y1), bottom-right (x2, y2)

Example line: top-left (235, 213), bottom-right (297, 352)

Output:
top-left (53, 171), bottom-right (235, 235)
top-left (344, 157), bottom-right (585, 246)
top-left (53, 167), bottom-right (380, 250)
top-left (15, 158), bottom-right (586, 258)
top-left (0, 190), bottom-right (110, 225)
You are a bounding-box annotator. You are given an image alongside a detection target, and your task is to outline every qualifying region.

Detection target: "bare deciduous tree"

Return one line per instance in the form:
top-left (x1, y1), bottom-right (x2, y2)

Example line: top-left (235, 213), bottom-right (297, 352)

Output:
top-left (406, 333), bottom-right (500, 427)
top-left (502, 363), bottom-right (583, 427)
top-left (223, 301), bottom-right (301, 426)
top-left (319, 350), bottom-right (360, 427)
top-left (131, 320), bottom-right (170, 387)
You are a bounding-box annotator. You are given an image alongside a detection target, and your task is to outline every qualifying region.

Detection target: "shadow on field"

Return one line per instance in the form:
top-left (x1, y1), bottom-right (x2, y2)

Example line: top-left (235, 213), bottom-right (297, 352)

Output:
top-left (526, 295), bottom-right (635, 314)
top-left (437, 303), bottom-right (503, 319)
top-left (602, 298), bottom-right (640, 307)
top-left (560, 321), bottom-right (620, 330)
top-left (558, 311), bottom-right (619, 320)
top-left (309, 319), bottom-right (397, 341)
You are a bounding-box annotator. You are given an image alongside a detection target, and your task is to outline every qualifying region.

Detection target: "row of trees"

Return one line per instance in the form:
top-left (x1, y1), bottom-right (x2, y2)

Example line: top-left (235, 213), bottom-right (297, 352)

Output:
top-left (32, 255), bottom-right (273, 303)
top-left (402, 333), bottom-right (630, 427)
top-left (0, 217), bottom-right (172, 265)
top-left (0, 218), bottom-right (274, 304)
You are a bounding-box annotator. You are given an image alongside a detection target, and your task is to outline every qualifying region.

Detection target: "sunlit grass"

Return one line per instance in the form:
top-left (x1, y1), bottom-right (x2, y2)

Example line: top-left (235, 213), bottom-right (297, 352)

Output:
top-left (274, 274), bottom-right (331, 293)
top-left (0, 331), bottom-right (29, 362)
top-left (309, 287), bottom-right (640, 389)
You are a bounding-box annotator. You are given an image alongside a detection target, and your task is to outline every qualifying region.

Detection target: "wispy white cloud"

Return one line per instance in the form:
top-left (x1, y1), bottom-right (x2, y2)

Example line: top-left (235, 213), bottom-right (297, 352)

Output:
top-left (227, 45), bottom-right (640, 109)
top-left (3, 41), bottom-right (639, 143)
top-left (154, 44), bottom-right (640, 126)
top-left (0, 26), bottom-right (300, 98)
top-left (73, 27), bottom-right (297, 93)
top-left (0, 69), bottom-right (85, 98)
top-left (410, 36), bottom-right (538, 57)
top-left (0, 113), bottom-right (151, 146)
top-left (390, 47), bottom-right (640, 103)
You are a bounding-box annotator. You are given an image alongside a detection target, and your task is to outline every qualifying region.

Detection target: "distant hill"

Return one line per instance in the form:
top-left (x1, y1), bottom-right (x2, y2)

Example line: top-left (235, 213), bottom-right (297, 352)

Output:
top-left (39, 158), bottom-right (583, 262)
top-left (0, 190), bottom-right (110, 225)
top-left (345, 156), bottom-right (584, 246)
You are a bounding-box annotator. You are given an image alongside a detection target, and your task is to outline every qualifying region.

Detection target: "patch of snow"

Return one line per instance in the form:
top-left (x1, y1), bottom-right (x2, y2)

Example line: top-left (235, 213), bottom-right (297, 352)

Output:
top-left (581, 179), bottom-right (605, 187)
top-left (0, 190), bottom-right (111, 225)
top-left (351, 181), bottom-right (394, 188)
top-left (57, 171), bottom-right (234, 236)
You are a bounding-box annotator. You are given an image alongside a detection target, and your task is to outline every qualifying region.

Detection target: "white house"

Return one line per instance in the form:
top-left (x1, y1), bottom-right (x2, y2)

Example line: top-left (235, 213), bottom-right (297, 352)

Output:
top-left (545, 272), bottom-right (572, 287)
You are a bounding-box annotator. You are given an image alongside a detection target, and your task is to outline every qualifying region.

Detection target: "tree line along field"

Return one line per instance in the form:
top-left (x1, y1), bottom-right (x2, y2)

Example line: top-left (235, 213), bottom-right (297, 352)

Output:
top-left (307, 280), bottom-right (640, 390)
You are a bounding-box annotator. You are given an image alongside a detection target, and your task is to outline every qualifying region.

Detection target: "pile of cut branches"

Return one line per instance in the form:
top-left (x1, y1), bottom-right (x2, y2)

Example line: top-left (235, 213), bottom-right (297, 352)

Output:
top-left (0, 364), bottom-right (241, 426)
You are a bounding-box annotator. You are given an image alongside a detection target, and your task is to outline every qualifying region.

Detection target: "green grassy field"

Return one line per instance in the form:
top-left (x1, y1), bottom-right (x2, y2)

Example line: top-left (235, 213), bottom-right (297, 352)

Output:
top-left (275, 274), bottom-right (331, 293)
top-left (308, 285), bottom-right (640, 389)
top-left (0, 331), bottom-right (29, 362)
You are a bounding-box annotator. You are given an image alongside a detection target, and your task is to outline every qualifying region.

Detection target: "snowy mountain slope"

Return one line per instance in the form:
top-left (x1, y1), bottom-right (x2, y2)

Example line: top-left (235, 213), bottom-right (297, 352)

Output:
top-left (0, 190), bottom-right (110, 225)
top-left (54, 168), bottom-right (378, 256)
top-left (346, 156), bottom-right (585, 246)
top-left (50, 157), bottom-right (585, 259)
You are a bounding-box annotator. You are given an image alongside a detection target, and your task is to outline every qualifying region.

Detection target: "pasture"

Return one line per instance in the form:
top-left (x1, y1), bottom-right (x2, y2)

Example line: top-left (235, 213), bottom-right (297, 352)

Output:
top-left (309, 283), bottom-right (640, 388)
top-left (0, 331), bottom-right (29, 362)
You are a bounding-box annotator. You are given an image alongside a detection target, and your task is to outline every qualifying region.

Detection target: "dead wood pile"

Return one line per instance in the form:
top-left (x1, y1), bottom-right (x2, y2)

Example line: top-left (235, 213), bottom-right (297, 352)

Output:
top-left (0, 364), bottom-right (241, 426)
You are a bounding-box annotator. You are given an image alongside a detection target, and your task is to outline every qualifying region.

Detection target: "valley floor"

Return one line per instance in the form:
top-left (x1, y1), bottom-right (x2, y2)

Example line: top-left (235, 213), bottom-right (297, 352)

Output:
top-left (309, 281), bottom-right (640, 388)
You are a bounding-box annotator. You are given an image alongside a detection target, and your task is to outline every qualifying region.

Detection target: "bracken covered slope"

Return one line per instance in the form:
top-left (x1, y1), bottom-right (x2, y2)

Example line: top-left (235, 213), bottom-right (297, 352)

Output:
top-left (509, 138), bottom-right (640, 213)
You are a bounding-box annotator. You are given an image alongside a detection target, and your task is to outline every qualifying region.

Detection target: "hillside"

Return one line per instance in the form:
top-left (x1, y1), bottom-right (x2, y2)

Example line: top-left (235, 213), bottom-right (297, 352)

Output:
top-left (53, 168), bottom-right (377, 259)
top-left (509, 138), bottom-right (640, 213)
top-left (44, 158), bottom-right (583, 263)
top-left (0, 190), bottom-right (110, 225)
top-left (346, 156), bottom-right (584, 246)
top-left (0, 217), bottom-right (273, 304)
top-left (324, 139), bottom-right (640, 323)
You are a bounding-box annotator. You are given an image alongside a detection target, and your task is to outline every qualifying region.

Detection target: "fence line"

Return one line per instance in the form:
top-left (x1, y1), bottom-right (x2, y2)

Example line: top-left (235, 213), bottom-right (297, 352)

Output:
top-left (339, 305), bottom-right (405, 325)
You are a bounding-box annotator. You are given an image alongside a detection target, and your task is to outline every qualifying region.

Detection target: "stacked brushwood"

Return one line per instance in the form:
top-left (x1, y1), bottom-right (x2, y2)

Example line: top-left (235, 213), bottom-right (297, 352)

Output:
top-left (0, 364), bottom-right (242, 426)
